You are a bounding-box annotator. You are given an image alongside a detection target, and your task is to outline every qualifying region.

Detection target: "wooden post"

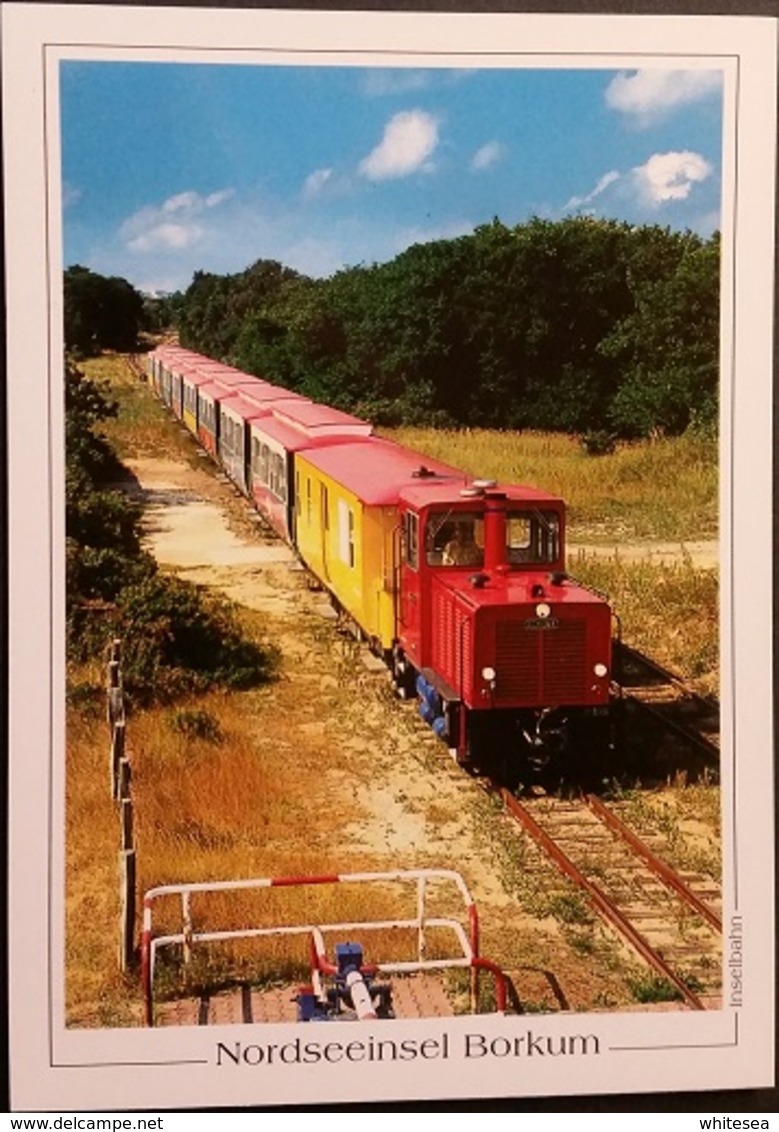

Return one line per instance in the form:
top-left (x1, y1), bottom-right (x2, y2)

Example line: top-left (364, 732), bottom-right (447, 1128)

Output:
top-left (111, 722), bottom-right (125, 800)
top-left (118, 755), bottom-right (131, 802)
top-left (121, 797), bottom-right (134, 852)
top-left (119, 848), bottom-right (136, 972)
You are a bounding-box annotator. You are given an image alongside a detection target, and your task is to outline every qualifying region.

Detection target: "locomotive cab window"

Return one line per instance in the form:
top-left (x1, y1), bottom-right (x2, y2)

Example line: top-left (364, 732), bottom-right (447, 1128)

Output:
top-left (404, 512), bottom-right (419, 570)
top-left (506, 510), bottom-right (560, 565)
top-left (426, 511), bottom-right (484, 567)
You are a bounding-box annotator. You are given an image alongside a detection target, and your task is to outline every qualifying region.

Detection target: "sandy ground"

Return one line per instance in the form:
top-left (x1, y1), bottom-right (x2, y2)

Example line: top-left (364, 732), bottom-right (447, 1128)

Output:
top-left (568, 540), bottom-right (718, 569)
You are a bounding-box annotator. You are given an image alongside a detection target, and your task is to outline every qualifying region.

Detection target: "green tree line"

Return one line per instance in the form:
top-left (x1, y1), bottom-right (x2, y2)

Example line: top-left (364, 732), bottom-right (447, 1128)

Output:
top-left (176, 217), bottom-right (719, 439)
top-left (64, 265), bottom-right (179, 356)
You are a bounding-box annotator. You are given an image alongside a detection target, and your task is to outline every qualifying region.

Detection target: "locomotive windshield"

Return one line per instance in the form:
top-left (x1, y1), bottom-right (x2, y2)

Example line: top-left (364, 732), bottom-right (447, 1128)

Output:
top-left (506, 510), bottom-right (560, 564)
top-left (425, 507), bottom-right (560, 567)
top-left (426, 511), bottom-right (484, 567)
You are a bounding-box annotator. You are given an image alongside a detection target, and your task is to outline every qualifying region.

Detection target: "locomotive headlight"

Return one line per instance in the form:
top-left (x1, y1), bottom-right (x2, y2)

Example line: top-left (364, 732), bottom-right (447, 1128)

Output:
top-left (482, 666), bottom-right (496, 682)
top-left (593, 663), bottom-right (608, 678)
top-left (535, 603), bottom-right (551, 619)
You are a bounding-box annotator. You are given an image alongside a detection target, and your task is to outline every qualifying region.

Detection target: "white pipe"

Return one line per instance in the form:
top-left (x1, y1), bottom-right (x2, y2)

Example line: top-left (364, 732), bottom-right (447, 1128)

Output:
top-left (346, 970), bottom-right (377, 1020)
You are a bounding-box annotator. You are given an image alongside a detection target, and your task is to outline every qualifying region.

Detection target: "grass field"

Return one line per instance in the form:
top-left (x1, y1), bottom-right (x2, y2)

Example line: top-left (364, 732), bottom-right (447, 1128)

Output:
top-left (381, 426), bottom-right (718, 542)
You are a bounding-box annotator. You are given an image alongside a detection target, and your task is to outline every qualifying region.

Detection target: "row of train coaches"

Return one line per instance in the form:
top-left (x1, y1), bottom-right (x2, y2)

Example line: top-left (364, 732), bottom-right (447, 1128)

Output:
top-left (148, 344), bottom-right (613, 769)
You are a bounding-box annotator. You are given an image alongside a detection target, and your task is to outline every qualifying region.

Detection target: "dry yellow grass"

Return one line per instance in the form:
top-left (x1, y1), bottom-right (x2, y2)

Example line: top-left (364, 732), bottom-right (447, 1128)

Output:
top-left (82, 354), bottom-right (199, 463)
top-left (381, 426), bottom-right (717, 541)
top-left (571, 553), bottom-right (719, 695)
top-left (66, 612), bottom-right (455, 1023)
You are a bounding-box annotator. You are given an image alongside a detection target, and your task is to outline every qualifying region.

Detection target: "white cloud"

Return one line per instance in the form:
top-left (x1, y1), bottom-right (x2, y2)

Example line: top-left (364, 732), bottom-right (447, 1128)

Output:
top-left (605, 69), bottom-right (722, 126)
top-left (565, 170), bottom-right (621, 210)
top-left (302, 168), bottom-right (334, 199)
top-left (358, 110), bottom-right (439, 181)
top-left (361, 70), bottom-right (431, 97)
top-left (127, 222), bottom-right (203, 253)
top-left (205, 189), bottom-right (235, 208)
top-left (121, 188), bottom-right (234, 252)
top-left (471, 142), bottom-right (505, 172)
top-left (162, 190), bottom-right (200, 214)
top-left (633, 150), bottom-right (713, 203)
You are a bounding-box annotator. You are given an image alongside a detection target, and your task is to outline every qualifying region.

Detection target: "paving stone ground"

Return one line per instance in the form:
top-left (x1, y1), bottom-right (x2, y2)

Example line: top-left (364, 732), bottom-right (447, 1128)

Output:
top-left (155, 973), bottom-right (456, 1026)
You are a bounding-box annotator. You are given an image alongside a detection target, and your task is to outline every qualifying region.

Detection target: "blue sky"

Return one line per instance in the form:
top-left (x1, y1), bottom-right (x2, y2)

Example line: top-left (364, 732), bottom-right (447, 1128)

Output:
top-left (61, 62), bottom-right (723, 294)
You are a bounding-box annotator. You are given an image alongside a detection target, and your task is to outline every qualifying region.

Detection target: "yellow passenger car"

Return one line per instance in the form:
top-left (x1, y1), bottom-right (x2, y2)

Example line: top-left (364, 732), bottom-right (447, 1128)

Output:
top-left (295, 440), bottom-right (463, 652)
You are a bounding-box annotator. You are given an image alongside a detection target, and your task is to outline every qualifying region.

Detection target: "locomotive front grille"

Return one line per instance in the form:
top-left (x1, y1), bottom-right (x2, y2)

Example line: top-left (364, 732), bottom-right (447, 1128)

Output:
top-left (494, 618), bottom-right (588, 704)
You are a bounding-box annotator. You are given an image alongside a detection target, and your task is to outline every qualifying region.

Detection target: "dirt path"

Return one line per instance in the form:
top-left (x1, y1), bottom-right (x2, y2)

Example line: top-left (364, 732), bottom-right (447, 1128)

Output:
top-left (568, 539), bottom-right (718, 569)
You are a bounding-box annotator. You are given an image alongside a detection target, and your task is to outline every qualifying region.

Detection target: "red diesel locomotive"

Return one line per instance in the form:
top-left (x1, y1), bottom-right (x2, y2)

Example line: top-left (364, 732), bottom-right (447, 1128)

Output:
top-left (393, 478), bottom-right (613, 778)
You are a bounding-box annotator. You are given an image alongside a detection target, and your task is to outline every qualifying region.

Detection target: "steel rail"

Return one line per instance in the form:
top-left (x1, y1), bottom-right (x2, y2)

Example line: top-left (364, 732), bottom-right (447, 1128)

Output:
top-left (498, 788), bottom-right (707, 1011)
top-left (616, 642), bottom-right (720, 712)
top-left (583, 793), bottom-right (722, 933)
top-left (627, 694), bottom-right (720, 759)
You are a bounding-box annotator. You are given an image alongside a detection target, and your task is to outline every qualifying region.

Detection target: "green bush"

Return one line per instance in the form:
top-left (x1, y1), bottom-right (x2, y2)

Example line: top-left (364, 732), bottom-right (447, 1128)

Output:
top-left (581, 430), bottom-right (618, 456)
top-left (169, 708), bottom-right (224, 743)
top-left (115, 574), bottom-right (279, 704)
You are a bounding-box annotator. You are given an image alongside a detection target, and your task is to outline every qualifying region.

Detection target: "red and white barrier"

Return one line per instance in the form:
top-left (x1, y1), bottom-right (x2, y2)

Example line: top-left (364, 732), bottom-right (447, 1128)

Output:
top-left (141, 868), bottom-right (505, 1025)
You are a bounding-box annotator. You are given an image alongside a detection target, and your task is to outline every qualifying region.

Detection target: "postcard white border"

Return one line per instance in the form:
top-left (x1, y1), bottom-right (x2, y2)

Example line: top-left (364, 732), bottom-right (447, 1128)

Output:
top-left (4, 3), bottom-right (776, 1111)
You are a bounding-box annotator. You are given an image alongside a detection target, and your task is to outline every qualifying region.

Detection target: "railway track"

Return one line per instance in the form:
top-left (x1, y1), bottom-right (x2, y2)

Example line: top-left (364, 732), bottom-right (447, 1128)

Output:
top-left (614, 641), bottom-right (720, 760)
top-left (491, 785), bottom-right (722, 1010)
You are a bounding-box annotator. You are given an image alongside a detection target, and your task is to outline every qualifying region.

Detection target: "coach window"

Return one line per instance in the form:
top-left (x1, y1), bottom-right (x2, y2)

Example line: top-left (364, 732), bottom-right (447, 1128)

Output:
top-left (260, 444), bottom-right (270, 485)
top-left (404, 512), bottom-right (419, 570)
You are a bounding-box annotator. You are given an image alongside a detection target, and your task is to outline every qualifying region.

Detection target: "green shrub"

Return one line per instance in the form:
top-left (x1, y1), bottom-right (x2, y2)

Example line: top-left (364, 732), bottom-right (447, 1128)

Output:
top-left (115, 574), bottom-right (279, 704)
top-left (581, 430), bottom-right (617, 456)
top-left (169, 708), bottom-right (224, 743)
top-left (626, 973), bottom-right (682, 1003)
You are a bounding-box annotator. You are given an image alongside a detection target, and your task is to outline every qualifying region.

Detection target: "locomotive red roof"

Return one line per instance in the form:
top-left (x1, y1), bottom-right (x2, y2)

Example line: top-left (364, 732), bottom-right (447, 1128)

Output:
top-left (298, 438), bottom-right (466, 505)
top-left (399, 480), bottom-right (562, 509)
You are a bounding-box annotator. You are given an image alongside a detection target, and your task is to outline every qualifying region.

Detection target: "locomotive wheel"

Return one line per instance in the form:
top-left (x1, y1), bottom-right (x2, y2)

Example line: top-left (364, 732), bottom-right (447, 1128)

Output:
top-left (391, 647), bottom-right (416, 699)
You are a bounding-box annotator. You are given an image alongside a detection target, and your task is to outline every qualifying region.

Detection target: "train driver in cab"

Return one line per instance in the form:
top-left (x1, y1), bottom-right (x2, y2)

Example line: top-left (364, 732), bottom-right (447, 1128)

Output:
top-left (442, 519), bottom-right (483, 567)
